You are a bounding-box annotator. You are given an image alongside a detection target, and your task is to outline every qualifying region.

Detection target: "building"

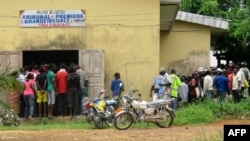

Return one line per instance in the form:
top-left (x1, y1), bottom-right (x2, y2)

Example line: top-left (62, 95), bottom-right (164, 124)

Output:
top-left (0, 0), bottom-right (229, 100)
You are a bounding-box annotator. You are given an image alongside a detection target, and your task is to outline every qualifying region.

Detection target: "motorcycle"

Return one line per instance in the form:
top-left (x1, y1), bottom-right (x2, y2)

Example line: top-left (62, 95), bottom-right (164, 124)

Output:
top-left (83, 90), bottom-right (120, 129)
top-left (0, 100), bottom-right (20, 126)
top-left (114, 86), bottom-right (175, 130)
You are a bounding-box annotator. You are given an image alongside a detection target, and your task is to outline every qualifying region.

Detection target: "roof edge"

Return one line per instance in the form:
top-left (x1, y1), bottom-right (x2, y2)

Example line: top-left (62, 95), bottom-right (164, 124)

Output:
top-left (160, 0), bottom-right (181, 4)
top-left (176, 11), bottom-right (230, 30)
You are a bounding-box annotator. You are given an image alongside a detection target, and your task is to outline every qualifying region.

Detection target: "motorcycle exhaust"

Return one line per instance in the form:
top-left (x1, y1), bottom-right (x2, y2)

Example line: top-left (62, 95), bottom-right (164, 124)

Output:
top-left (144, 115), bottom-right (166, 122)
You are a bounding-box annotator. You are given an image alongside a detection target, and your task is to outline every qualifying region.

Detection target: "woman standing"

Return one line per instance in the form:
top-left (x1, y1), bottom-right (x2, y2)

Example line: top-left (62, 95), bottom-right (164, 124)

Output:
top-left (23, 73), bottom-right (36, 121)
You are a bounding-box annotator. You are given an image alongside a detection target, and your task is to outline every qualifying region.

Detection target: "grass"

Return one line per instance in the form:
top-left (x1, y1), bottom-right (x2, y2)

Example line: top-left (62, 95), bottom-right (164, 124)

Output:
top-left (0, 117), bottom-right (164, 130)
top-left (174, 97), bottom-right (250, 126)
top-left (1, 98), bottom-right (250, 131)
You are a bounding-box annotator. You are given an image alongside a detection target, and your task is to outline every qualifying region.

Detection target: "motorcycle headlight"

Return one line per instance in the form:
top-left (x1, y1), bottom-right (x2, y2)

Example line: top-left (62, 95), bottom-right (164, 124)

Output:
top-left (123, 98), bottom-right (127, 103)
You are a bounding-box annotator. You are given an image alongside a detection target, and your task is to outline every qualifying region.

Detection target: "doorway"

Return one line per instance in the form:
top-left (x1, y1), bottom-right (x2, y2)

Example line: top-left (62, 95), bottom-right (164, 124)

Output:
top-left (22, 50), bottom-right (79, 67)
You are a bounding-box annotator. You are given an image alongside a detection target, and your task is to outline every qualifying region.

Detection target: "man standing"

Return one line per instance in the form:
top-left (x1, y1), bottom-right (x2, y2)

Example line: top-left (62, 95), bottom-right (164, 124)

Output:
top-left (76, 65), bottom-right (89, 116)
top-left (150, 67), bottom-right (170, 102)
top-left (241, 61), bottom-right (249, 98)
top-left (111, 72), bottom-right (124, 98)
top-left (214, 68), bottom-right (230, 103)
top-left (67, 64), bottom-right (82, 118)
top-left (203, 70), bottom-right (214, 100)
top-left (170, 69), bottom-right (182, 110)
top-left (56, 63), bottom-right (68, 118)
top-left (178, 76), bottom-right (189, 107)
top-left (47, 63), bottom-right (57, 119)
top-left (232, 67), bottom-right (242, 103)
top-left (36, 66), bottom-right (48, 118)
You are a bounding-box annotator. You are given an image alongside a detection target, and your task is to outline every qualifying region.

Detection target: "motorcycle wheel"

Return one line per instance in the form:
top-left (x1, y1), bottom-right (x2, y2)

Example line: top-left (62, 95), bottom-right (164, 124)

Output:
top-left (105, 106), bottom-right (115, 126)
top-left (93, 116), bottom-right (104, 129)
top-left (93, 109), bottom-right (104, 129)
top-left (86, 110), bottom-right (94, 123)
top-left (114, 112), bottom-right (134, 130)
top-left (155, 107), bottom-right (174, 128)
top-left (14, 119), bottom-right (20, 126)
top-left (2, 112), bottom-right (11, 126)
top-left (11, 114), bottom-right (20, 126)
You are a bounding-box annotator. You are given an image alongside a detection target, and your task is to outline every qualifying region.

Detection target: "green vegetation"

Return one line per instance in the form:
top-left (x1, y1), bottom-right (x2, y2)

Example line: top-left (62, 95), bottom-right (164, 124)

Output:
top-left (0, 98), bottom-right (249, 130)
top-left (0, 65), bottom-right (23, 92)
top-left (175, 98), bottom-right (250, 126)
top-left (181, 0), bottom-right (250, 64)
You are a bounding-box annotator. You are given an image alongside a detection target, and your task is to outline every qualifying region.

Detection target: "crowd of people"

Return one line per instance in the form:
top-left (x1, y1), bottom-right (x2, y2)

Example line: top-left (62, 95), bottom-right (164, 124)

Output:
top-left (150, 61), bottom-right (250, 110)
top-left (15, 62), bottom-right (89, 121)
top-left (10, 60), bottom-right (249, 121)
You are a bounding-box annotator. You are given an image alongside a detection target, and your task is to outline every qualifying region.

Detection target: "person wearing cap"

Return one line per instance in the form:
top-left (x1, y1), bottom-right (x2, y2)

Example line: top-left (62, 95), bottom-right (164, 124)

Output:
top-left (150, 67), bottom-right (170, 102)
top-left (214, 68), bottom-right (230, 103)
top-left (163, 67), bottom-right (172, 95)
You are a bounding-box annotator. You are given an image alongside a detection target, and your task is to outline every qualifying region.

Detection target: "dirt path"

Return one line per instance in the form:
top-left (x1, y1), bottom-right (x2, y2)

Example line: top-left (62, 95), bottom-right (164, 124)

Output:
top-left (0, 119), bottom-right (250, 141)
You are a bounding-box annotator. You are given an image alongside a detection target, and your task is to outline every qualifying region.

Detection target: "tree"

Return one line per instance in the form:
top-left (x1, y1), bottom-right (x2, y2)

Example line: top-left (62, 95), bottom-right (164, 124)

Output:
top-left (181, 0), bottom-right (250, 65)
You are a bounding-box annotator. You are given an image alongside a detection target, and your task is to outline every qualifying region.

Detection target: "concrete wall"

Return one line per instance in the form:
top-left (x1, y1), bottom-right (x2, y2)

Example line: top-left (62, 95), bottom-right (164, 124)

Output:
top-left (0, 0), bottom-right (160, 100)
top-left (160, 21), bottom-right (211, 76)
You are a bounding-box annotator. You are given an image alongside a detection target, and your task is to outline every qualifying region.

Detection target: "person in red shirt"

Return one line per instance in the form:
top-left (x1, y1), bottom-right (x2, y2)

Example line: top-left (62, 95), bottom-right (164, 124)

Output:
top-left (56, 63), bottom-right (69, 117)
top-left (227, 68), bottom-right (234, 96)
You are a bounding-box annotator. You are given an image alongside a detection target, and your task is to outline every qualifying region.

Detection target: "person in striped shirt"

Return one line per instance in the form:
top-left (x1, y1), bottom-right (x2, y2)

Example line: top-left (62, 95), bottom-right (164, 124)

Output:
top-left (76, 65), bottom-right (89, 116)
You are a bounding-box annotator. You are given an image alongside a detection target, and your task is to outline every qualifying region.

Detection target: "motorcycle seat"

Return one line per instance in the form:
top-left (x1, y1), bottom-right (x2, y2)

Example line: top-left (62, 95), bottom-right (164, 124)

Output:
top-left (147, 100), bottom-right (169, 108)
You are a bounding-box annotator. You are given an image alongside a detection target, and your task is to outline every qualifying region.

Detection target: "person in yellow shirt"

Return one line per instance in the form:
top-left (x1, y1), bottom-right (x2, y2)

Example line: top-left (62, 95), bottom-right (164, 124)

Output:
top-left (170, 69), bottom-right (182, 110)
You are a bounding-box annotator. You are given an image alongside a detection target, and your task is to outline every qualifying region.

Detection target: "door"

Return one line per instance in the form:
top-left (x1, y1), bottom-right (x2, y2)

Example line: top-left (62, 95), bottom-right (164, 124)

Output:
top-left (79, 50), bottom-right (105, 98)
top-left (0, 51), bottom-right (22, 71)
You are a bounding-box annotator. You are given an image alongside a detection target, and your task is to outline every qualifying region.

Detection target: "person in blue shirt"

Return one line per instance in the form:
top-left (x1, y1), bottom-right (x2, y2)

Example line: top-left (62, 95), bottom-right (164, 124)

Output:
top-left (111, 72), bottom-right (124, 97)
top-left (214, 68), bottom-right (230, 103)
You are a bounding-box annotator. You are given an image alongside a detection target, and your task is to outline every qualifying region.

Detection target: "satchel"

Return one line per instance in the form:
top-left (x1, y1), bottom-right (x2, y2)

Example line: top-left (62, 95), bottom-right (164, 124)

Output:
top-left (244, 80), bottom-right (249, 88)
top-left (195, 87), bottom-right (204, 98)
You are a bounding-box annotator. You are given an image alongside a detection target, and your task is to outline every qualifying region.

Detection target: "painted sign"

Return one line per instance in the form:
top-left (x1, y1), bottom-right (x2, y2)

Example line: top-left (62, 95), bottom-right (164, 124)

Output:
top-left (20, 10), bottom-right (85, 27)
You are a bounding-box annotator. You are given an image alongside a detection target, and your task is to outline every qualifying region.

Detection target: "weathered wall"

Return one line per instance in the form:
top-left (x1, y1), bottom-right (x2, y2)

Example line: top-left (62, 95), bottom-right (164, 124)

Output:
top-left (0, 0), bottom-right (160, 100)
top-left (160, 21), bottom-right (211, 76)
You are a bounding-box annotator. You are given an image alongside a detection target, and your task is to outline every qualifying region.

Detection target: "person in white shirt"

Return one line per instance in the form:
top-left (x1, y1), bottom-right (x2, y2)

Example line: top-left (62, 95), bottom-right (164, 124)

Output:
top-left (232, 67), bottom-right (242, 103)
top-left (241, 61), bottom-right (249, 98)
top-left (17, 68), bottom-right (26, 83)
top-left (150, 67), bottom-right (169, 102)
top-left (178, 76), bottom-right (189, 106)
top-left (203, 70), bottom-right (214, 100)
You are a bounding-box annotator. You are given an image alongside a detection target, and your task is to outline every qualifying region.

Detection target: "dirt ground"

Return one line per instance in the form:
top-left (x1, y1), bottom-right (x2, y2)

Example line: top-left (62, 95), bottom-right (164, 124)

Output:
top-left (0, 119), bottom-right (250, 141)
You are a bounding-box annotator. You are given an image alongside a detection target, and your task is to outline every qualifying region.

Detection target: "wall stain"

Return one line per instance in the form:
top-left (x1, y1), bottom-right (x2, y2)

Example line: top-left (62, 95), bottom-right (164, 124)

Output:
top-left (167, 51), bottom-right (210, 76)
top-left (17, 34), bottom-right (86, 50)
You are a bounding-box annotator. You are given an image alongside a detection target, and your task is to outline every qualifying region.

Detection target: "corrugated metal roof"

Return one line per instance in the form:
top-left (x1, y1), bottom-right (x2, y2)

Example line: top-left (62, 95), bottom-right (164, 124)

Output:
top-left (176, 11), bottom-right (230, 30)
top-left (160, 0), bottom-right (181, 4)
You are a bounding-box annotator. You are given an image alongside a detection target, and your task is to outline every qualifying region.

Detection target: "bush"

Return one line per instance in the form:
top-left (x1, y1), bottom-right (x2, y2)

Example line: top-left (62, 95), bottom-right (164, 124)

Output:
top-left (174, 98), bottom-right (250, 126)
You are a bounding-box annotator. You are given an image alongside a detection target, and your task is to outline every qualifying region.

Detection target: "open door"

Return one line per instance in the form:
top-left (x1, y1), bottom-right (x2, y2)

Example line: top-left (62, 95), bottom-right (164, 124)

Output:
top-left (79, 50), bottom-right (105, 98)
